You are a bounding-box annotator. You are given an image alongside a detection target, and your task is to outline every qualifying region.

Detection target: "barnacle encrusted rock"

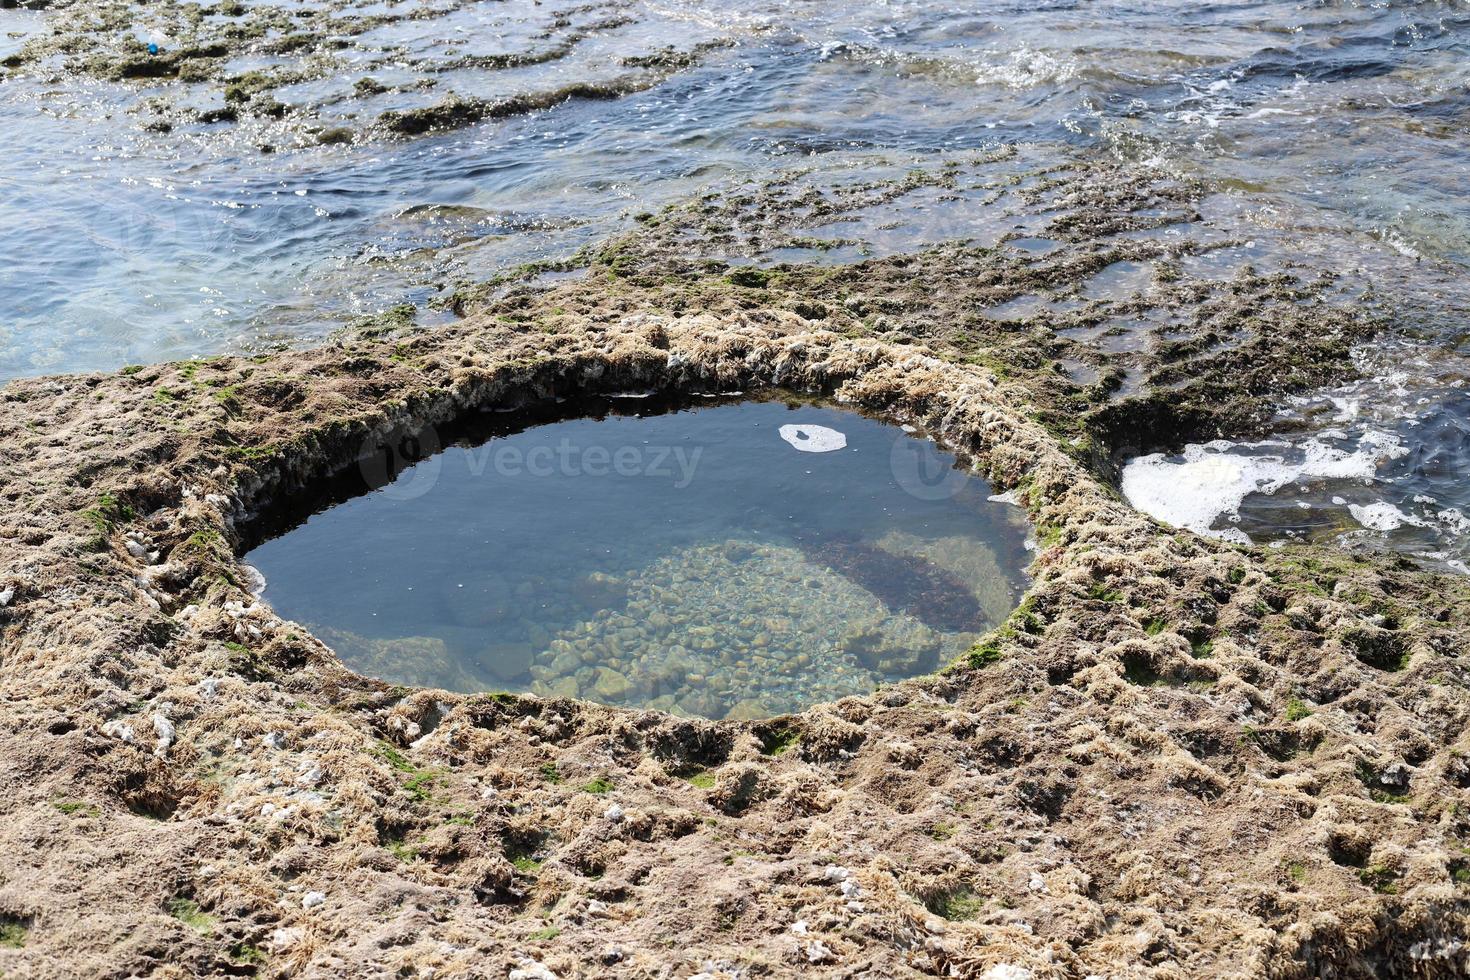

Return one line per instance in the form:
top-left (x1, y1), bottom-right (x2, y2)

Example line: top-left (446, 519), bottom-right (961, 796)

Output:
top-left (0, 291), bottom-right (1467, 977)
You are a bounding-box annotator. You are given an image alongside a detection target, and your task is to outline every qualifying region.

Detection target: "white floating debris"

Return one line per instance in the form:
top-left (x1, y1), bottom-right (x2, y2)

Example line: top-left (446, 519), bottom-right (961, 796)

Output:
top-left (603, 803), bottom-right (625, 822)
top-left (1121, 435), bottom-right (1396, 542)
top-left (779, 424), bottom-right (847, 454)
top-left (0, 587), bottom-right (13, 608)
top-left (987, 490), bottom-right (1022, 506)
top-left (1349, 501), bottom-right (1427, 532)
top-left (302, 891), bottom-right (326, 910)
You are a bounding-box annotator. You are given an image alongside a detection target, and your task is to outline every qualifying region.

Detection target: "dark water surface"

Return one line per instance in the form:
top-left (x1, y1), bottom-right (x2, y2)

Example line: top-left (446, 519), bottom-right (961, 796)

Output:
top-left (245, 400), bottom-right (1032, 716)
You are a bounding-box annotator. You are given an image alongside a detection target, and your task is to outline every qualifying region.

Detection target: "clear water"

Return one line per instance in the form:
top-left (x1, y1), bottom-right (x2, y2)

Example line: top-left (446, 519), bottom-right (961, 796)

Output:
top-left (5, 0), bottom-right (1470, 567)
top-left (244, 399), bottom-right (1032, 717)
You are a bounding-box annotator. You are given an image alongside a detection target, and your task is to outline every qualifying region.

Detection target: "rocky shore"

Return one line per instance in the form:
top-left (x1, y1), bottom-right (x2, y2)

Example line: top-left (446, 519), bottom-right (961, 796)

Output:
top-left (0, 49), bottom-right (1458, 969)
top-left (0, 150), bottom-right (1467, 978)
top-left (1, 0), bottom-right (727, 149)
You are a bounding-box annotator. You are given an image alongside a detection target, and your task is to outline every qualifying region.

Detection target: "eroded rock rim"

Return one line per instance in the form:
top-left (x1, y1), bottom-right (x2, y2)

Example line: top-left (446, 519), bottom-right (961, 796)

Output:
top-left (1, 307), bottom-right (1468, 977)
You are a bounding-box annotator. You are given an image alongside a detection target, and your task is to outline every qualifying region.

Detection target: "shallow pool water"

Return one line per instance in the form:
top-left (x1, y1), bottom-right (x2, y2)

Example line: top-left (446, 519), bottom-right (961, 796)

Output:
top-left (245, 398), bottom-right (1032, 718)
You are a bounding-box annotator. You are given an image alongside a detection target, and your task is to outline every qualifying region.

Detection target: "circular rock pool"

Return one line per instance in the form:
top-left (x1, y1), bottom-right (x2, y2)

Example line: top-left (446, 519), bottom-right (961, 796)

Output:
top-left (245, 396), bottom-right (1033, 719)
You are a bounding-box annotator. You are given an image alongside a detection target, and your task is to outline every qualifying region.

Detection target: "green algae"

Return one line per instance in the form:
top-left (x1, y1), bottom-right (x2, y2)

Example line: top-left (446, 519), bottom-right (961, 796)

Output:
top-left (165, 897), bottom-right (214, 934)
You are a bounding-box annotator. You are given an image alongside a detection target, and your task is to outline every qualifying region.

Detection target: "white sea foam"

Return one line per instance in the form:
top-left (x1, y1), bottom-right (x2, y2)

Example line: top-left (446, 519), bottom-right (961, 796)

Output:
top-left (240, 563), bottom-right (268, 596)
top-left (1438, 508), bottom-right (1470, 535)
top-left (1121, 435), bottom-right (1395, 542)
top-left (1349, 501), bottom-right (1425, 532)
top-left (779, 424), bottom-right (847, 453)
top-left (972, 47), bottom-right (1077, 90)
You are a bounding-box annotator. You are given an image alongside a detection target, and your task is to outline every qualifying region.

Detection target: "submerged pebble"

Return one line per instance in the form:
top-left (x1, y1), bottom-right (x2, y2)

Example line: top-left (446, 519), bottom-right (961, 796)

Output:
top-left (522, 537), bottom-right (989, 717)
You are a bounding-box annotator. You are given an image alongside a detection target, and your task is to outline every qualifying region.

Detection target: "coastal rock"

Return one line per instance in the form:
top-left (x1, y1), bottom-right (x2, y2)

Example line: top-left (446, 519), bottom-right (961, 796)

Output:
top-left (509, 961), bottom-right (558, 980)
top-left (542, 675), bottom-right (581, 699)
top-left (0, 243), bottom-right (1459, 978)
top-left (151, 712), bottom-right (176, 758)
top-left (440, 573), bottom-right (516, 628)
top-left (591, 667), bottom-right (632, 701)
top-left (479, 641), bottom-right (536, 683)
top-left (724, 698), bottom-right (773, 721)
top-left (572, 571), bottom-right (628, 610)
top-left (840, 623), bottom-right (940, 675)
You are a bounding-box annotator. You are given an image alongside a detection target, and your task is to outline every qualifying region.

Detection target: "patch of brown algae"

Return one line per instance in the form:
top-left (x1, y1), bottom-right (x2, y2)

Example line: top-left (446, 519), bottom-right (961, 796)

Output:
top-left (1, 287), bottom-right (1469, 977)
